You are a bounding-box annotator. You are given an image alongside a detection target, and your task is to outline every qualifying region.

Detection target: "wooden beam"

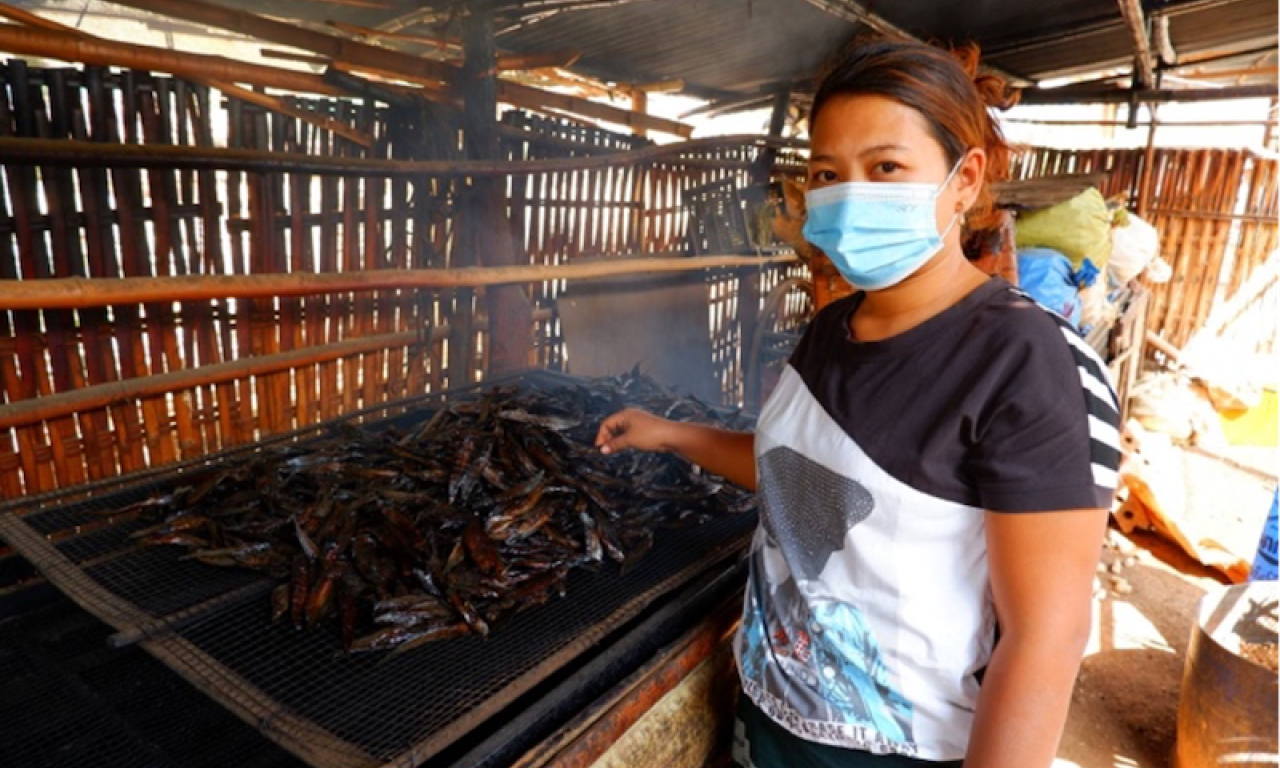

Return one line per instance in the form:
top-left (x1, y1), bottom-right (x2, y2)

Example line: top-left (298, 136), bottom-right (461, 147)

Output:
top-left (0, 24), bottom-right (345, 96)
top-left (259, 48), bottom-right (332, 67)
top-left (1017, 83), bottom-right (1280, 104)
top-left (0, 134), bottom-right (805, 176)
top-left (630, 88), bottom-right (648, 139)
top-left (105, 0), bottom-right (456, 84)
top-left (1178, 65), bottom-right (1279, 80)
top-left (106, 0), bottom-right (693, 136)
top-left (325, 19), bottom-right (461, 51)
top-left (212, 81), bottom-right (372, 146)
top-left (1116, 0), bottom-right (1156, 87)
top-left (492, 49), bottom-right (582, 72)
top-left (0, 255), bottom-right (801, 310)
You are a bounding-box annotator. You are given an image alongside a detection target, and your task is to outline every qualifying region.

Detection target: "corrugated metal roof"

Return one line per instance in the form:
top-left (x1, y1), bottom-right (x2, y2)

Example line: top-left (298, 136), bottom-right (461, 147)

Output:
top-left (82, 0), bottom-right (1278, 99)
top-left (494, 0), bottom-right (856, 98)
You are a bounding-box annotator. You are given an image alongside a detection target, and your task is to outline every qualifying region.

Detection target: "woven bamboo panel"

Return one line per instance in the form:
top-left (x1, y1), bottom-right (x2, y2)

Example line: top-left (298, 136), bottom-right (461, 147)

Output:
top-left (1010, 145), bottom-right (1277, 355)
top-left (1143, 148), bottom-right (1278, 350)
top-left (0, 63), bottom-right (797, 498)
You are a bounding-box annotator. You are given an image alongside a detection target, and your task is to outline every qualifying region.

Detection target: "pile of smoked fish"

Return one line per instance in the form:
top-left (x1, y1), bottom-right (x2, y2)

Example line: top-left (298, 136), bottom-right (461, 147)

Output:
top-left (123, 372), bottom-right (755, 653)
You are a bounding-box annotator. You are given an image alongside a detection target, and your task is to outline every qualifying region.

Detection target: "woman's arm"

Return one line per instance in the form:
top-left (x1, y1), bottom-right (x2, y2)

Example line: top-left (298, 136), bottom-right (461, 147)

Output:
top-left (963, 507), bottom-right (1108, 768)
top-left (594, 408), bottom-right (757, 491)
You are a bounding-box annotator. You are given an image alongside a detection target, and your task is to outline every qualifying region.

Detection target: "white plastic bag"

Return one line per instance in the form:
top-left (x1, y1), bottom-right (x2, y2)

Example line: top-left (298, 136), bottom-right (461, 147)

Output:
top-left (1110, 214), bottom-right (1161, 284)
top-left (1144, 255), bottom-right (1173, 284)
top-left (1079, 281), bottom-right (1119, 335)
top-left (1128, 371), bottom-right (1197, 442)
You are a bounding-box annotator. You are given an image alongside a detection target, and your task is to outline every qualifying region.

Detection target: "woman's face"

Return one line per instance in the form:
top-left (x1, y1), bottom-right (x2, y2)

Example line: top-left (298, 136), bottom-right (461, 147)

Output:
top-left (807, 93), bottom-right (981, 239)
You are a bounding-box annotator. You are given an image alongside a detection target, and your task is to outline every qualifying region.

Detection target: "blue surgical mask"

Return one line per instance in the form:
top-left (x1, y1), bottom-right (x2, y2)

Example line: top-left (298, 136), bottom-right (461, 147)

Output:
top-left (801, 160), bottom-right (963, 291)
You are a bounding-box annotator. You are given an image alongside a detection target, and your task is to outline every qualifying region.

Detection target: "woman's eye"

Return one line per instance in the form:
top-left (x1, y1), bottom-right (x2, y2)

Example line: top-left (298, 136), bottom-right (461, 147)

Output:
top-left (875, 161), bottom-right (900, 174)
top-left (811, 170), bottom-right (838, 184)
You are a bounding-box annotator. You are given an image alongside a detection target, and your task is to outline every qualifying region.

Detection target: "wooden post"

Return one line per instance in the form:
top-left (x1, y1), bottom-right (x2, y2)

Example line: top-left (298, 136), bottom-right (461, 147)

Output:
top-left (458, 1), bottom-right (534, 382)
top-left (631, 88), bottom-right (649, 139)
top-left (1137, 104), bottom-right (1159, 217)
top-left (743, 87), bottom-right (790, 408)
top-left (1264, 96), bottom-right (1278, 150)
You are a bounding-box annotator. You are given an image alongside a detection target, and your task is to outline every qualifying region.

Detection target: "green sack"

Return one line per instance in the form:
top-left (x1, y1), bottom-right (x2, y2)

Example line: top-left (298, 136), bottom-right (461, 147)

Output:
top-left (1014, 187), bottom-right (1113, 272)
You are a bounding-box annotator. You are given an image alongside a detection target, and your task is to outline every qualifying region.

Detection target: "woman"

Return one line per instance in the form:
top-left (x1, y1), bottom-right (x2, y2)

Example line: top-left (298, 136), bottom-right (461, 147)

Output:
top-left (594, 36), bottom-right (1120, 768)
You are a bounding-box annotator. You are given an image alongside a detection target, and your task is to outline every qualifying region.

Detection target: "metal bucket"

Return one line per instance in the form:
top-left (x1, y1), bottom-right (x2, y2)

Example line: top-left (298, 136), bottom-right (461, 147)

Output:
top-left (1173, 581), bottom-right (1279, 768)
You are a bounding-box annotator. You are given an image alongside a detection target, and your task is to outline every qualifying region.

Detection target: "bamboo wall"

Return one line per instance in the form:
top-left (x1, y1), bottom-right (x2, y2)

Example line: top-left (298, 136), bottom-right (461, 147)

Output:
top-left (0, 62), bottom-right (803, 498)
top-left (1011, 144), bottom-right (1278, 353)
top-left (1143, 148), bottom-right (1278, 352)
top-left (5, 60), bottom-right (1267, 500)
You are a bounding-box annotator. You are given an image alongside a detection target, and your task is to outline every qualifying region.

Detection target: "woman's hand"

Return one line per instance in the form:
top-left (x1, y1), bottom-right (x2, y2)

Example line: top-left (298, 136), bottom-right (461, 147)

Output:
top-left (594, 409), bottom-right (758, 490)
top-left (594, 408), bottom-right (677, 455)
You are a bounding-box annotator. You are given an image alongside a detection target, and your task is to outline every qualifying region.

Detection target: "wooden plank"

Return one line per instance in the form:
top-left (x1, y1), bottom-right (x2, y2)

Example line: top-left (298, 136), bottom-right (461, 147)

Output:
top-left (138, 83), bottom-right (193, 464)
top-left (106, 70), bottom-right (168, 474)
top-left (72, 65), bottom-right (128, 480)
top-left (317, 140), bottom-right (341, 421)
top-left (187, 83), bottom-right (234, 453)
top-left (25, 68), bottom-right (87, 490)
top-left (1191, 150), bottom-right (1248, 341)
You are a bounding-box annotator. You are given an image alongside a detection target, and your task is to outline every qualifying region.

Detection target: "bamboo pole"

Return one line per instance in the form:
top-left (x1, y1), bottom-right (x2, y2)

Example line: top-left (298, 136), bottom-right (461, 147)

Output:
top-left (0, 3), bottom-right (368, 144)
top-left (0, 254), bottom-right (799, 310)
top-left (259, 48), bottom-right (332, 66)
top-left (0, 331), bottom-right (414, 431)
top-left (212, 83), bottom-right (372, 147)
top-left (0, 134), bottom-right (802, 177)
top-left (0, 24), bottom-right (345, 96)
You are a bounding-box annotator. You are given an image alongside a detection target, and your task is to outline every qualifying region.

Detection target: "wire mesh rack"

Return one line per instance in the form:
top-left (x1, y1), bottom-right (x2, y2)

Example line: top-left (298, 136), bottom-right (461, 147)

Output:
top-left (0, 370), bottom-right (758, 768)
top-left (0, 597), bottom-right (305, 768)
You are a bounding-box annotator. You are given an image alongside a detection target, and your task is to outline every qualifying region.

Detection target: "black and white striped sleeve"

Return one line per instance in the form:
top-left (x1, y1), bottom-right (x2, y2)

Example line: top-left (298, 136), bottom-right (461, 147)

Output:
top-left (965, 303), bottom-right (1122, 513)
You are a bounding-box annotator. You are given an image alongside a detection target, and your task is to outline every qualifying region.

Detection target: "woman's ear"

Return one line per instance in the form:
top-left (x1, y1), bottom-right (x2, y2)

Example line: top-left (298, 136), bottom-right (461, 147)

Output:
top-left (957, 148), bottom-right (987, 214)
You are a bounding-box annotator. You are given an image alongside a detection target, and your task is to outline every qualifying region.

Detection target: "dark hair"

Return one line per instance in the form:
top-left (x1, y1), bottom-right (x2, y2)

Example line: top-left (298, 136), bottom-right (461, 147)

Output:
top-left (809, 36), bottom-right (1019, 239)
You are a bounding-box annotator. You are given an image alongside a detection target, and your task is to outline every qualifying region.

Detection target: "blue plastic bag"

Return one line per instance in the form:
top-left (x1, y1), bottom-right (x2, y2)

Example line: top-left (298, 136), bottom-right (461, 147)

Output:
top-left (1250, 489), bottom-right (1278, 581)
top-left (1016, 247), bottom-right (1083, 327)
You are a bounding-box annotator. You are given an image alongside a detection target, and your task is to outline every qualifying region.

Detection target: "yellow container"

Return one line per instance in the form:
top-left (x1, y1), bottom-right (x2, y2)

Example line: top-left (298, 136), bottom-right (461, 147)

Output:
top-left (1219, 387), bottom-right (1279, 447)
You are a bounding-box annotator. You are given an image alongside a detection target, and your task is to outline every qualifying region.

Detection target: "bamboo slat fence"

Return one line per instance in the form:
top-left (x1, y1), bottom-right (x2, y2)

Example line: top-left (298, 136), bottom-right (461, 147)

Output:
top-left (2, 58), bottom-right (1268, 499)
top-left (0, 62), bottom-right (806, 497)
top-left (1011, 144), bottom-right (1278, 353)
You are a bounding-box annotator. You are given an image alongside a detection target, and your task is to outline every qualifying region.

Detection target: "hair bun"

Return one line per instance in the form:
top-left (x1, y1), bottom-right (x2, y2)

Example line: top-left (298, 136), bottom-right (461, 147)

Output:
top-left (949, 42), bottom-right (1021, 111)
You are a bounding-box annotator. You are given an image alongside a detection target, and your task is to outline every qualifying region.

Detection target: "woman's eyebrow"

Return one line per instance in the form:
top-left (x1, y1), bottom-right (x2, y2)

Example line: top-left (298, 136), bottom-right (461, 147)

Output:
top-left (808, 145), bottom-right (909, 164)
top-left (858, 144), bottom-right (909, 156)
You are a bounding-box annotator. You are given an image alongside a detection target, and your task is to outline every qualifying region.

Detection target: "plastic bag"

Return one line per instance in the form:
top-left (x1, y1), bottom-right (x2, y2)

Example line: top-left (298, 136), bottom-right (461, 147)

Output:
top-left (1015, 188), bottom-right (1114, 273)
top-left (1110, 213), bottom-right (1160, 283)
top-left (1128, 371), bottom-right (1197, 442)
top-left (1144, 255), bottom-right (1173, 283)
top-left (1016, 247), bottom-right (1083, 327)
top-left (1079, 280), bottom-right (1119, 335)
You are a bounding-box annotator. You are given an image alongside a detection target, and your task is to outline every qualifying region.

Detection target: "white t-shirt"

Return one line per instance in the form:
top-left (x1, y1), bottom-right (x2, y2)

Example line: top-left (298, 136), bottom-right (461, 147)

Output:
top-left (734, 278), bottom-right (1120, 760)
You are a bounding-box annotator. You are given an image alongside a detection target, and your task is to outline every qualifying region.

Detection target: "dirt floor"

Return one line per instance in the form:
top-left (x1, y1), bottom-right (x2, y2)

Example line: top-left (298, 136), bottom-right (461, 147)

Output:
top-left (1056, 444), bottom-right (1278, 768)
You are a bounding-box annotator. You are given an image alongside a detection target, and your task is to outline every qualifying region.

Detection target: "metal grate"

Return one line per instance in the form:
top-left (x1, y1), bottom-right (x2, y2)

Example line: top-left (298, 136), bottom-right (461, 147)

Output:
top-left (0, 598), bottom-right (304, 768)
top-left (0, 371), bottom-right (757, 768)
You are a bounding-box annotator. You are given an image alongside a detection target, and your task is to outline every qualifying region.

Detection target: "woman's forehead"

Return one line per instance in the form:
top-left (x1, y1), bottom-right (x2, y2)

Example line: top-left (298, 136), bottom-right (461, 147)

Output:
top-left (810, 94), bottom-right (938, 153)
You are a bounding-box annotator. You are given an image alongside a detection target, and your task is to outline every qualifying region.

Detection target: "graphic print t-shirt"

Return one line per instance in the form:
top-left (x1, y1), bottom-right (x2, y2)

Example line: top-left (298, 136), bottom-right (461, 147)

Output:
top-left (733, 278), bottom-right (1120, 761)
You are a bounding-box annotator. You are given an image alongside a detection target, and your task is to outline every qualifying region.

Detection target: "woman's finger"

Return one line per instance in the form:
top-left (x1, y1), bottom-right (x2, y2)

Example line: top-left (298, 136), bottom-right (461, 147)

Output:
top-left (594, 411), bottom-right (629, 450)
